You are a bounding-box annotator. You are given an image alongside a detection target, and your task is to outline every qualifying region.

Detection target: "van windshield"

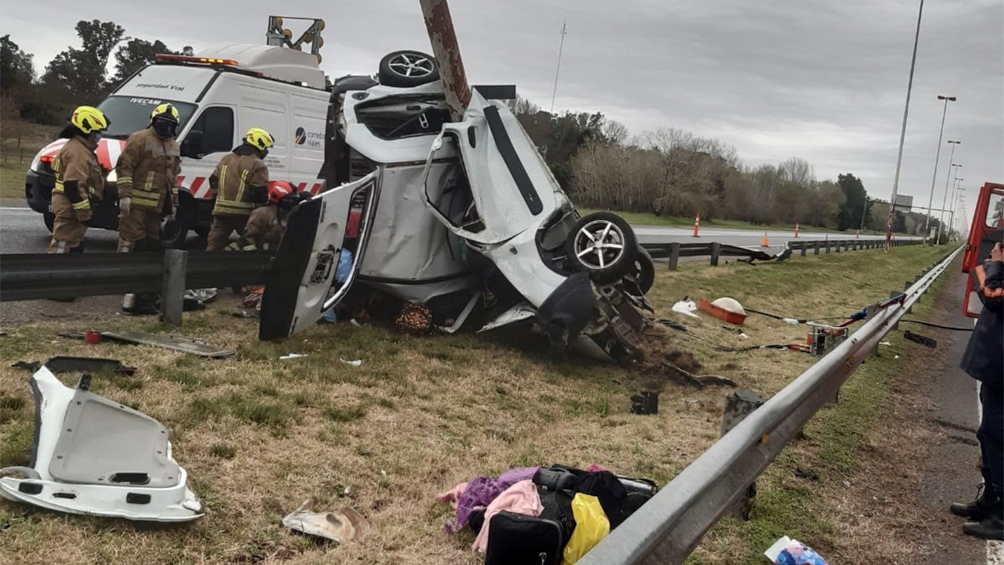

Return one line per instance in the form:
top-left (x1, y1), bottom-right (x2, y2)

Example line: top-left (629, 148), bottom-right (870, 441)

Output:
top-left (97, 96), bottom-right (197, 139)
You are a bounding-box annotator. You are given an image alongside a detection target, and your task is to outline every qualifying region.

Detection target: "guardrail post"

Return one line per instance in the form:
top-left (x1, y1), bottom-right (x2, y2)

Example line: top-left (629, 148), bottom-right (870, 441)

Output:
top-left (721, 390), bottom-right (765, 520)
top-left (710, 242), bottom-right (721, 267)
top-left (161, 249), bottom-right (188, 327)
top-left (799, 242), bottom-right (806, 257)
top-left (825, 241), bottom-right (830, 254)
top-left (814, 242), bottom-right (820, 255)
top-left (668, 243), bottom-right (681, 271)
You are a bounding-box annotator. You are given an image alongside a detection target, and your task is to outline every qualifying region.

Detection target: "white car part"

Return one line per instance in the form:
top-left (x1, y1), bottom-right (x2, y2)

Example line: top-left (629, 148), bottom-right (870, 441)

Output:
top-left (0, 367), bottom-right (203, 522)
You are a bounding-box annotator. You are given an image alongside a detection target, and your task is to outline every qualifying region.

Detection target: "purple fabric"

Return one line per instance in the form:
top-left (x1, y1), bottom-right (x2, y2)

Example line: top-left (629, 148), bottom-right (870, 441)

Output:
top-left (446, 466), bottom-right (539, 533)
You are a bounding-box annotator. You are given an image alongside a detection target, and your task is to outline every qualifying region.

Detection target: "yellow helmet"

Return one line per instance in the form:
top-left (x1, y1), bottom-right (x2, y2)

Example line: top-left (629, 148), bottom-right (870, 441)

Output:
top-left (70, 106), bottom-right (109, 134)
top-left (151, 103), bottom-right (180, 124)
top-left (244, 128), bottom-right (275, 151)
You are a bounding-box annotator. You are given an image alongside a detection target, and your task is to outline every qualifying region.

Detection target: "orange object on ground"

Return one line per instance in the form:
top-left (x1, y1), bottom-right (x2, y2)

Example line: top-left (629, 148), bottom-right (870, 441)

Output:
top-left (794, 223), bottom-right (799, 238)
top-left (699, 299), bottom-right (748, 326)
top-left (761, 231), bottom-right (769, 247)
top-left (693, 213), bottom-right (700, 237)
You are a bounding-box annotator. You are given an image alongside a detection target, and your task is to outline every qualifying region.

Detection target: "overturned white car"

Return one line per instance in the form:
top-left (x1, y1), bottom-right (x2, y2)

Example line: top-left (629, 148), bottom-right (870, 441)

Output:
top-left (259, 51), bottom-right (654, 361)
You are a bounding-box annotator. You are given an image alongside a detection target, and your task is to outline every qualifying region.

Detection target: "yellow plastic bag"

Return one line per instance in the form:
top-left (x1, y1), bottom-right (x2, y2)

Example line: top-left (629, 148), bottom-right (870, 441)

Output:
top-left (562, 493), bottom-right (610, 565)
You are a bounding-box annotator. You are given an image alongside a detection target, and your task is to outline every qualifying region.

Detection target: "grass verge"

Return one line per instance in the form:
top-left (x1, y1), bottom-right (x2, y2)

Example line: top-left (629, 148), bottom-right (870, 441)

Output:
top-left (684, 250), bottom-right (959, 564)
top-left (0, 244), bottom-right (954, 565)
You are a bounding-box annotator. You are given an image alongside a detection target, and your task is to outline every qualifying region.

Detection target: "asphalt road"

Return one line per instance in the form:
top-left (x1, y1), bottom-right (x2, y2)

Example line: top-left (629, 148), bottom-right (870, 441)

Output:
top-left (0, 205), bottom-right (921, 255)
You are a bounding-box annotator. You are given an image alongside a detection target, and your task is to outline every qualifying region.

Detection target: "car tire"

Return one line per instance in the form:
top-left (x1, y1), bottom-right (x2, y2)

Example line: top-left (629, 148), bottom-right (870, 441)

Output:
top-left (630, 246), bottom-right (655, 294)
top-left (161, 213), bottom-right (188, 250)
top-left (43, 211), bottom-right (55, 233)
top-left (565, 212), bottom-right (639, 284)
top-left (378, 50), bottom-right (440, 88)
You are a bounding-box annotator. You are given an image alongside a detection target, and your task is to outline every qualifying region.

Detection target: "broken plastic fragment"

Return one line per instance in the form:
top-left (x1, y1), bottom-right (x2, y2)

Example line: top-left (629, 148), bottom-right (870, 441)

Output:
top-left (340, 358), bottom-right (362, 367)
top-left (280, 353), bottom-right (308, 360)
top-left (282, 499), bottom-right (368, 543)
top-left (671, 300), bottom-right (699, 319)
top-left (764, 536), bottom-right (828, 564)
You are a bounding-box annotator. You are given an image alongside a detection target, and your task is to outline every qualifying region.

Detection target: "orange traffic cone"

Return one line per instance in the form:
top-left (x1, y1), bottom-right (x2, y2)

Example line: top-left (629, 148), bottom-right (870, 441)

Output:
top-left (794, 223), bottom-right (800, 238)
top-left (693, 213), bottom-right (700, 237)
top-left (761, 230), bottom-right (769, 247)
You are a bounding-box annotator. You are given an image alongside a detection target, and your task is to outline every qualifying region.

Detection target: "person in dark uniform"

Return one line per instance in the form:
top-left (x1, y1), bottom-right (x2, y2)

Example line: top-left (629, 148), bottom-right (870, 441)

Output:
top-left (951, 240), bottom-right (1004, 541)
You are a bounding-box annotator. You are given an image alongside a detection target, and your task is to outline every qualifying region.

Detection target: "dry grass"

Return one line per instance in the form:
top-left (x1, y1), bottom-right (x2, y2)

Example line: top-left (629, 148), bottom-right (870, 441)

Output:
top-left (0, 244), bottom-right (952, 564)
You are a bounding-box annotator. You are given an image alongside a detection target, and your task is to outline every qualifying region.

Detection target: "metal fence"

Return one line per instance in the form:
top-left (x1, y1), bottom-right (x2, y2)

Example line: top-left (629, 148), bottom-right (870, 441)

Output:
top-left (642, 238), bottom-right (922, 270)
top-left (578, 244), bottom-right (963, 565)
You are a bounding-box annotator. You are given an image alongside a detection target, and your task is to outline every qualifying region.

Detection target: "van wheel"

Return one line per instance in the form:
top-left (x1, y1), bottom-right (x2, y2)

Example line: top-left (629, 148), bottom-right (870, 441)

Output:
top-left (43, 211), bottom-right (55, 233)
top-left (161, 215), bottom-right (188, 250)
top-left (564, 212), bottom-right (638, 284)
top-left (378, 51), bottom-right (440, 88)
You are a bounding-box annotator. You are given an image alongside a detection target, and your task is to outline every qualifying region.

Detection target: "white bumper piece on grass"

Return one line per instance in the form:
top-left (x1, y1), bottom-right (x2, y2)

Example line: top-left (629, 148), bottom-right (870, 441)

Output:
top-left (0, 367), bottom-right (203, 522)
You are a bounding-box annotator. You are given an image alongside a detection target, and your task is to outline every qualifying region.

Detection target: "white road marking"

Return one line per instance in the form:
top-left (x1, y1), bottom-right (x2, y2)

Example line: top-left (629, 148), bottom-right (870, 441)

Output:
top-left (0, 207), bottom-right (33, 212)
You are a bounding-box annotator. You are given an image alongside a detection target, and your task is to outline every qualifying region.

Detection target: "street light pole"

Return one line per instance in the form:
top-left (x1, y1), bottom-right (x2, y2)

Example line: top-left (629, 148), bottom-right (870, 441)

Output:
top-left (946, 168), bottom-right (962, 239)
top-left (950, 182), bottom-right (964, 240)
top-left (885, 0), bottom-right (926, 253)
top-left (923, 95), bottom-right (956, 241)
top-left (937, 141), bottom-right (960, 242)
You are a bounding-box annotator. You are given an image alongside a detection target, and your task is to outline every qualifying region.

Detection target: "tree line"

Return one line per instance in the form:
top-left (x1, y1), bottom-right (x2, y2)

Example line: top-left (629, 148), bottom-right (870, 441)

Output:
top-left (1, 21), bottom-right (192, 126)
top-left (2, 21), bottom-right (941, 235)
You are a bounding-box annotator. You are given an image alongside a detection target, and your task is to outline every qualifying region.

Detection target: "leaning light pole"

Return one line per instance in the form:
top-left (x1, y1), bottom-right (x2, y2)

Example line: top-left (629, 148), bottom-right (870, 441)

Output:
top-left (937, 141), bottom-right (961, 242)
top-left (420, 0), bottom-right (471, 122)
top-left (885, 0), bottom-right (926, 253)
top-left (922, 95), bottom-right (956, 241)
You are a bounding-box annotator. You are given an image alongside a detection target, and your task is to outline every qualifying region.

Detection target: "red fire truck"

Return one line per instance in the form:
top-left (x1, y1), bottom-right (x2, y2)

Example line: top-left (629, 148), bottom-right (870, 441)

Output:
top-left (962, 182), bottom-right (1004, 317)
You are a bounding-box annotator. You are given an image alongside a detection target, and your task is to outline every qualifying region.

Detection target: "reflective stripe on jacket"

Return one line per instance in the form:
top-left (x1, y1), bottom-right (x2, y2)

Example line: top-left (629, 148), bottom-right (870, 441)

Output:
top-left (115, 127), bottom-right (181, 211)
top-left (52, 136), bottom-right (104, 211)
top-left (210, 150), bottom-right (268, 217)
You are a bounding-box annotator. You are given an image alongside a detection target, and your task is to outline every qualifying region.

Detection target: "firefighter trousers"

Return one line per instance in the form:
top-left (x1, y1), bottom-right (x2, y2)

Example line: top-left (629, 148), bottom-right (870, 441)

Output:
top-left (118, 206), bottom-right (162, 252)
top-left (48, 193), bottom-right (90, 254)
top-left (207, 214), bottom-right (249, 252)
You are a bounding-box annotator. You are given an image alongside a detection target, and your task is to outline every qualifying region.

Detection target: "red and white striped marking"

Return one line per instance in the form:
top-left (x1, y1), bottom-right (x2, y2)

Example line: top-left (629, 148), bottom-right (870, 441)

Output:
top-left (175, 177), bottom-right (323, 199)
top-left (95, 140), bottom-right (126, 170)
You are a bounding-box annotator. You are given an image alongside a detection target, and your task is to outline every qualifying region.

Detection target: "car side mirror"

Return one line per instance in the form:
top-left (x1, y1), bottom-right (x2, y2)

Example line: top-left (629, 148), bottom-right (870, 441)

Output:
top-left (181, 130), bottom-right (204, 159)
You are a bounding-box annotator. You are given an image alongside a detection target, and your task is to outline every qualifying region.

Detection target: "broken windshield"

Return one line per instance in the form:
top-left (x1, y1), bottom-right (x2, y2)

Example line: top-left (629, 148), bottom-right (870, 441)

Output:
top-left (97, 96), bottom-right (197, 139)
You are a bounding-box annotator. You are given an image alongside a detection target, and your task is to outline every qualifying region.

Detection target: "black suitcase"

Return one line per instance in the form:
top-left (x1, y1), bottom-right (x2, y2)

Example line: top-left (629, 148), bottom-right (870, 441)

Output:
top-left (484, 511), bottom-right (565, 565)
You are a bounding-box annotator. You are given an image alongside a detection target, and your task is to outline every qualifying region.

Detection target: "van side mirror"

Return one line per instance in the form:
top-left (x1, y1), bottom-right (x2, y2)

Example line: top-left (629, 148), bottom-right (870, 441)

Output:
top-left (181, 130), bottom-right (204, 159)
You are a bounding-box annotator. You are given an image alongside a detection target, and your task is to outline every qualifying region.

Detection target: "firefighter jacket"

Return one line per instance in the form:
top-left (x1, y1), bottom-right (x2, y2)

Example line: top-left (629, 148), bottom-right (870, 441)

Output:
top-left (115, 127), bottom-right (181, 212)
top-left (52, 136), bottom-right (104, 212)
top-left (961, 260), bottom-right (1003, 388)
top-left (231, 205), bottom-right (286, 251)
top-left (210, 145), bottom-right (269, 217)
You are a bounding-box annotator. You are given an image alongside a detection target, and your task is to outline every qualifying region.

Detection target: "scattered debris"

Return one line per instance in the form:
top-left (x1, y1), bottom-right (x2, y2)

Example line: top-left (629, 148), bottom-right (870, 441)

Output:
top-left (903, 330), bottom-right (937, 348)
top-left (61, 330), bottom-right (234, 358)
top-left (764, 536), bottom-right (829, 564)
top-left (340, 358), bottom-right (362, 367)
top-left (671, 299), bottom-right (700, 319)
top-left (630, 392), bottom-right (659, 415)
top-left (699, 297), bottom-right (747, 325)
top-left (793, 467), bottom-right (820, 482)
top-left (280, 353), bottom-right (309, 360)
top-left (0, 367), bottom-right (202, 522)
top-left (664, 362), bottom-right (737, 390)
top-left (654, 319), bottom-right (688, 332)
top-left (84, 330), bottom-right (101, 345)
top-left (879, 341), bottom-right (892, 346)
top-left (281, 499), bottom-right (368, 544)
top-left (12, 357), bottom-right (135, 375)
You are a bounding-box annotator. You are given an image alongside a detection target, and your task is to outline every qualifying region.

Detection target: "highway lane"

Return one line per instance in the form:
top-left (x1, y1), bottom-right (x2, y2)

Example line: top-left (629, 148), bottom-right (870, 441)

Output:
top-left (1, 205), bottom-right (923, 255)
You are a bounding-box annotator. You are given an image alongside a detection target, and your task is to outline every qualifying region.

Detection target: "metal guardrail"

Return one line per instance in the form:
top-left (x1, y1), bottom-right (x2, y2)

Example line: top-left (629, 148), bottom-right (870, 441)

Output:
top-left (578, 244), bottom-right (964, 565)
top-left (641, 238), bottom-right (922, 270)
top-left (0, 251), bottom-right (272, 302)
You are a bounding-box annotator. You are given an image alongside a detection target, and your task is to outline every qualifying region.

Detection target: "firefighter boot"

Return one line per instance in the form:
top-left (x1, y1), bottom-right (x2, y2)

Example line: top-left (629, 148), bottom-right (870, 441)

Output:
top-left (962, 514), bottom-right (1004, 541)
top-left (951, 483), bottom-right (1001, 520)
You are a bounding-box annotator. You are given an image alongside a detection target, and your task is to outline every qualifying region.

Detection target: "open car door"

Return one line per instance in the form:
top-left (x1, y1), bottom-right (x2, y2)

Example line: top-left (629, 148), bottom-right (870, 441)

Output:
top-left (259, 172), bottom-right (380, 340)
top-left (962, 182), bottom-right (1004, 318)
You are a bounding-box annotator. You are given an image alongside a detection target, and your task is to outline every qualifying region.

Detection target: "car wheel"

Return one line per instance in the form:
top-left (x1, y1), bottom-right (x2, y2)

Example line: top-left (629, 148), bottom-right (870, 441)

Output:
top-left (565, 212), bottom-right (639, 284)
top-left (43, 211), bottom-right (55, 233)
top-left (628, 246), bottom-right (655, 294)
top-left (378, 50), bottom-right (440, 88)
top-left (161, 213), bottom-right (188, 250)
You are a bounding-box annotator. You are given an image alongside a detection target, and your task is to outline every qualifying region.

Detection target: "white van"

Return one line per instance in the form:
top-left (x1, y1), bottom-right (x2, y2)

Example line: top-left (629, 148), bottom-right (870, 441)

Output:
top-left (24, 43), bottom-right (330, 243)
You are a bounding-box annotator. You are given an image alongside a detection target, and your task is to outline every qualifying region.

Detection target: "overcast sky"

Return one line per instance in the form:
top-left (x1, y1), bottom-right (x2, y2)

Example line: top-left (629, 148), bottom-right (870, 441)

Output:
top-left (3, 0), bottom-right (1002, 218)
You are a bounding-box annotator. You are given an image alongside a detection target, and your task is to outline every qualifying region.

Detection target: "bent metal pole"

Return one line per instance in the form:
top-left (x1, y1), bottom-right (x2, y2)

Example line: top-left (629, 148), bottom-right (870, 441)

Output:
top-left (420, 0), bottom-right (472, 122)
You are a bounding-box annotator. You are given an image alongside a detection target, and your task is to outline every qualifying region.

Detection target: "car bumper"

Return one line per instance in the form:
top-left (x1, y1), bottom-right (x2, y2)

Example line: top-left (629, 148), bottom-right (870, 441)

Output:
top-left (25, 169), bottom-right (53, 214)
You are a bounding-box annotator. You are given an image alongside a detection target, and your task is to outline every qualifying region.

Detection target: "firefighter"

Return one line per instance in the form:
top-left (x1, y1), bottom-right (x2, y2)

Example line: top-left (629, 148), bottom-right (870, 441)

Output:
top-left (206, 128), bottom-right (273, 251)
top-left (115, 103), bottom-right (182, 253)
top-left (48, 106), bottom-right (109, 254)
top-left (226, 181), bottom-right (296, 252)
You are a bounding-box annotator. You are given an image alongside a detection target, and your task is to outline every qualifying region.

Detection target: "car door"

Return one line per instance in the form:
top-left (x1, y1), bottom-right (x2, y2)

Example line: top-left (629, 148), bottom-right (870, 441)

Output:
top-left (259, 172), bottom-right (380, 340)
